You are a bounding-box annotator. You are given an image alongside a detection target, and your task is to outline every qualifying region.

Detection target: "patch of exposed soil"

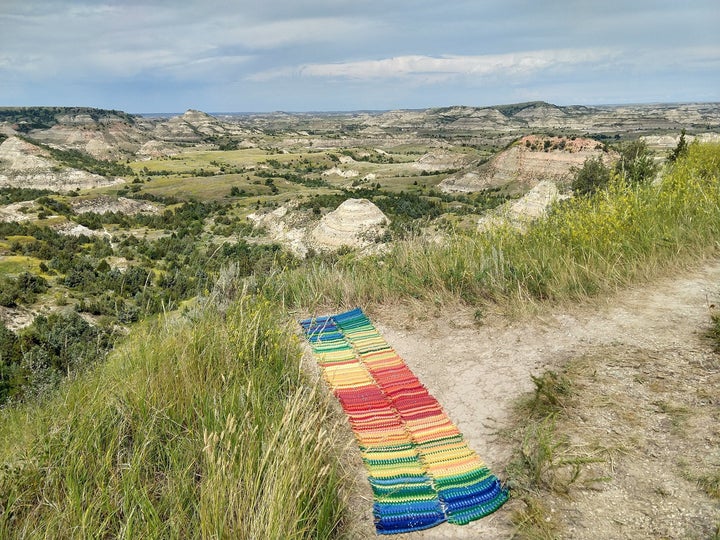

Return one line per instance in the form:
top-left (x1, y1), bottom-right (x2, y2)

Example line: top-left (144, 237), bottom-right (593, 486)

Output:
top-left (553, 345), bottom-right (719, 540)
top-left (69, 195), bottom-right (161, 215)
top-left (0, 201), bottom-right (38, 222)
top-left (328, 261), bottom-right (720, 538)
top-left (0, 136), bottom-right (123, 191)
top-left (0, 305), bottom-right (36, 331)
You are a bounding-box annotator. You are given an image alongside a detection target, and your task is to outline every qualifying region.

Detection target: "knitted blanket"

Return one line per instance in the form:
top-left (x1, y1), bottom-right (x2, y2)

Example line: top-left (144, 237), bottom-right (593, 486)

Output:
top-left (300, 307), bottom-right (507, 535)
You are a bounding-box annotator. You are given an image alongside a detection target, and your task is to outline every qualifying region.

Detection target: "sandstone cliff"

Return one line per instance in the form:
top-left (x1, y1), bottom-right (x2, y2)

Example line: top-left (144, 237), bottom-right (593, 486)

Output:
top-left (440, 135), bottom-right (614, 195)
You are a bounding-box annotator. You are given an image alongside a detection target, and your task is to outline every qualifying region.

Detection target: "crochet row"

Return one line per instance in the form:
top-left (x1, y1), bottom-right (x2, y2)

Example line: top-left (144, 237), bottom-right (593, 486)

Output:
top-left (301, 307), bottom-right (507, 535)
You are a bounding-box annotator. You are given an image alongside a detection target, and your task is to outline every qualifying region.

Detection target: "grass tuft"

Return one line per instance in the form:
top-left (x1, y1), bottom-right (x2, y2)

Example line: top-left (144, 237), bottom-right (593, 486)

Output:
top-left (526, 371), bottom-right (573, 417)
top-left (708, 311), bottom-right (720, 352)
top-left (504, 365), bottom-right (608, 538)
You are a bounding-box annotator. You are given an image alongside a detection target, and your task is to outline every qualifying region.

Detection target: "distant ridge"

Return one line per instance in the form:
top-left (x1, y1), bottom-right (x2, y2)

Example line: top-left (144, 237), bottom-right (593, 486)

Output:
top-left (0, 107), bottom-right (135, 132)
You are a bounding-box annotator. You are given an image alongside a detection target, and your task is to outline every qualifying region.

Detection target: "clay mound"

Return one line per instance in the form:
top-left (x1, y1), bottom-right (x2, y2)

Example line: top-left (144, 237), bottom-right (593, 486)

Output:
top-left (322, 167), bottom-right (359, 178)
top-left (412, 150), bottom-right (470, 172)
top-left (152, 110), bottom-right (228, 142)
top-left (70, 196), bottom-right (160, 215)
top-left (512, 103), bottom-right (569, 127)
top-left (478, 180), bottom-right (566, 232)
top-left (0, 136), bottom-right (122, 192)
top-left (440, 135), bottom-right (613, 195)
top-left (137, 140), bottom-right (181, 158)
top-left (0, 136), bottom-right (54, 170)
top-left (311, 198), bottom-right (389, 250)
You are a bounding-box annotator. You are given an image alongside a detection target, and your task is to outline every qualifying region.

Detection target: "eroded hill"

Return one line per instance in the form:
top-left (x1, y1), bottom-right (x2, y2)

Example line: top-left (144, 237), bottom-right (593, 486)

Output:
top-left (440, 135), bottom-right (615, 194)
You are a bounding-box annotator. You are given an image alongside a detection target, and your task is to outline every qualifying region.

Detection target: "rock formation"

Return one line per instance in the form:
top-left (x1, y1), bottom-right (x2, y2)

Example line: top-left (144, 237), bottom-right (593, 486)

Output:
top-left (478, 180), bottom-right (567, 232)
top-left (440, 135), bottom-right (614, 195)
top-left (412, 150), bottom-right (470, 172)
top-left (322, 166), bottom-right (360, 178)
top-left (0, 136), bottom-right (123, 192)
top-left (247, 206), bottom-right (310, 258)
top-left (136, 140), bottom-right (181, 159)
top-left (310, 198), bottom-right (389, 251)
top-left (150, 110), bottom-right (243, 143)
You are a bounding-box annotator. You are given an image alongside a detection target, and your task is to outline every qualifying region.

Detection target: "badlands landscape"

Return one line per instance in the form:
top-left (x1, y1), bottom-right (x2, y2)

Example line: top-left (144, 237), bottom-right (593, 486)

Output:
top-left (1, 102), bottom-right (719, 538)
top-left (2, 101), bottom-right (720, 329)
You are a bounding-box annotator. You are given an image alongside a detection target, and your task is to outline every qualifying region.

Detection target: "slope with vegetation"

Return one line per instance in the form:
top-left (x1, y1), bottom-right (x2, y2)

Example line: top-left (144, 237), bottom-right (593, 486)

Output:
top-left (0, 292), bottom-right (346, 538)
top-left (266, 142), bottom-right (720, 311)
top-left (0, 102), bottom-right (719, 537)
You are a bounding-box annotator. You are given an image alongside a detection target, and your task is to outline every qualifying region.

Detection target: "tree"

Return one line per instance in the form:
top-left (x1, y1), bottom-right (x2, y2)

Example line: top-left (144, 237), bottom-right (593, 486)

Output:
top-left (614, 139), bottom-right (659, 184)
top-left (571, 156), bottom-right (611, 195)
top-left (668, 129), bottom-right (689, 163)
top-left (0, 321), bottom-right (20, 365)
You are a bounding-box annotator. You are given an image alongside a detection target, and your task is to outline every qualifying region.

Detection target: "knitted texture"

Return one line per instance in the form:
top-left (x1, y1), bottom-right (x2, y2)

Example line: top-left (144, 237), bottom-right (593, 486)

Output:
top-left (301, 307), bottom-right (507, 535)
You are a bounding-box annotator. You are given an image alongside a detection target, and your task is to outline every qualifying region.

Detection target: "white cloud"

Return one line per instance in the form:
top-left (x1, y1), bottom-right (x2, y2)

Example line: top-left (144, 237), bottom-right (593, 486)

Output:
top-left (250, 48), bottom-right (618, 82)
top-left (0, 3), bottom-right (376, 83)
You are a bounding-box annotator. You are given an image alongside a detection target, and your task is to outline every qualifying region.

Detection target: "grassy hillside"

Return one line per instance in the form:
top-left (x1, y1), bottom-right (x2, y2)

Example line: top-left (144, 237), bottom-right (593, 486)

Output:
top-left (265, 142), bottom-right (720, 311)
top-left (0, 107), bottom-right (135, 132)
top-left (0, 294), bottom-right (346, 538)
top-left (1, 142), bottom-right (718, 538)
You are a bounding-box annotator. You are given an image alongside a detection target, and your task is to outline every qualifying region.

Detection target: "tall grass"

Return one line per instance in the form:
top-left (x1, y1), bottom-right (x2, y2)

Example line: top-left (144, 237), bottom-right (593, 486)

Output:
top-left (265, 143), bottom-right (720, 311)
top-left (0, 295), bottom-right (346, 539)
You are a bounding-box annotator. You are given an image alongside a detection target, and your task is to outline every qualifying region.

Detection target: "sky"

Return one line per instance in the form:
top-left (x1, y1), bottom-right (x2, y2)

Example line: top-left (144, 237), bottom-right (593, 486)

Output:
top-left (1, 1), bottom-right (719, 113)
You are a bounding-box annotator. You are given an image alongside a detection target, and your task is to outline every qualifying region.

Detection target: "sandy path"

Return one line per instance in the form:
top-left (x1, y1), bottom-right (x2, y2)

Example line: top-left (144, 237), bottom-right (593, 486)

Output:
top-left (336, 260), bottom-right (720, 539)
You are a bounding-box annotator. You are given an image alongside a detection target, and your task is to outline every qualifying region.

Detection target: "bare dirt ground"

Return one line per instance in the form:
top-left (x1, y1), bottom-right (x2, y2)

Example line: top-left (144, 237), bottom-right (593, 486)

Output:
top-left (332, 260), bottom-right (720, 539)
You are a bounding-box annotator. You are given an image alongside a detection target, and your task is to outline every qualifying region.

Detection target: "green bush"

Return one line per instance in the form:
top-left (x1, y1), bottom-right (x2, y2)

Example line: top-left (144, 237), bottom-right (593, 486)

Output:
top-left (614, 139), bottom-right (658, 184)
top-left (572, 156), bottom-right (611, 195)
top-left (0, 312), bottom-right (114, 404)
top-left (0, 272), bottom-right (48, 307)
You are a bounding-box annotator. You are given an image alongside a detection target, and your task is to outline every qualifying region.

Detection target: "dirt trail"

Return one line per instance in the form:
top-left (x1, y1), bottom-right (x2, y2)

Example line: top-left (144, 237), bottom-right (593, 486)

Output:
top-left (338, 260), bottom-right (720, 539)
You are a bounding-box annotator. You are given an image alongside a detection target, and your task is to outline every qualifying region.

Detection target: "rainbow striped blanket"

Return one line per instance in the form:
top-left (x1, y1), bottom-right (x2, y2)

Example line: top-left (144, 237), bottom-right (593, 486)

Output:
top-left (300, 307), bottom-right (507, 535)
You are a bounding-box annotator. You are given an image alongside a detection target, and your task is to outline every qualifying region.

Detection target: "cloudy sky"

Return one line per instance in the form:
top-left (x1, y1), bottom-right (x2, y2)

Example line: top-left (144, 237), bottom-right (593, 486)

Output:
top-left (1, 1), bottom-right (718, 113)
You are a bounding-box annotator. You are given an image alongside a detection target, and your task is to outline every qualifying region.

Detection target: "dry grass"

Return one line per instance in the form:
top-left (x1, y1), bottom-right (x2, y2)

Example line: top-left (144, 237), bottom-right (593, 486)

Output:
top-left (0, 294), bottom-right (348, 539)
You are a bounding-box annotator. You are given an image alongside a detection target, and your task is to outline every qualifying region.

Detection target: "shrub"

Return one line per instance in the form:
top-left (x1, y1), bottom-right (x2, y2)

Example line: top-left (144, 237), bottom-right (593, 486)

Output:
top-left (668, 129), bottom-right (689, 163)
top-left (571, 156), bottom-right (612, 195)
top-left (0, 273), bottom-right (49, 307)
top-left (614, 139), bottom-right (658, 184)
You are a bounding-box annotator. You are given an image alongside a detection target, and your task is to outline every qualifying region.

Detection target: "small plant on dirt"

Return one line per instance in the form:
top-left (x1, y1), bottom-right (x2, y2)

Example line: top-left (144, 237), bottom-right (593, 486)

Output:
top-left (510, 494), bottom-right (560, 540)
top-left (708, 310), bottom-right (720, 352)
top-left (504, 367), bottom-right (608, 538)
top-left (697, 470), bottom-right (720, 500)
top-left (526, 370), bottom-right (573, 417)
top-left (510, 416), bottom-right (605, 494)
